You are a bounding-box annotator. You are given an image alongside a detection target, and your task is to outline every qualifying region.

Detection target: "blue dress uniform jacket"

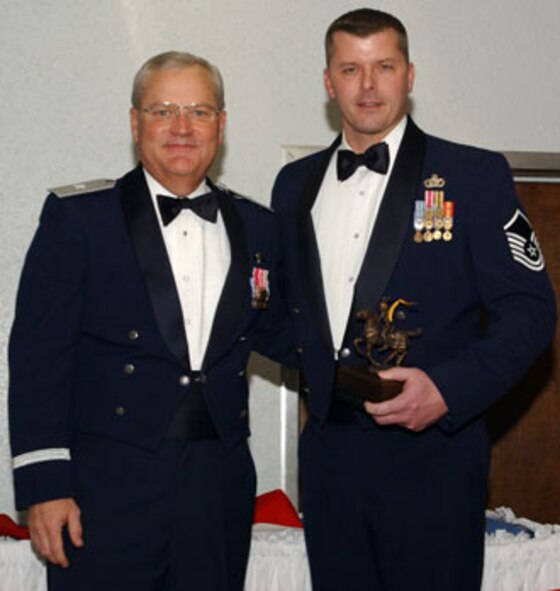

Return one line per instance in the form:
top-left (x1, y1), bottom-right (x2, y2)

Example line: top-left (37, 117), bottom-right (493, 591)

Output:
top-left (271, 117), bottom-right (556, 590)
top-left (272, 117), bottom-right (556, 431)
top-left (9, 165), bottom-right (290, 511)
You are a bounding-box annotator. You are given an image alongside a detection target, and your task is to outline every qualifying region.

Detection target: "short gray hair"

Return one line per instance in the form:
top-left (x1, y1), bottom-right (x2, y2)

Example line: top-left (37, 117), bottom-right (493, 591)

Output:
top-left (131, 50), bottom-right (225, 110)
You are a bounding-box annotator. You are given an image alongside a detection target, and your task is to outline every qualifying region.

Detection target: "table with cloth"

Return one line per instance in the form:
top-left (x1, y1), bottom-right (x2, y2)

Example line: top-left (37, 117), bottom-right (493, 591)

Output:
top-left (2, 493), bottom-right (560, 591)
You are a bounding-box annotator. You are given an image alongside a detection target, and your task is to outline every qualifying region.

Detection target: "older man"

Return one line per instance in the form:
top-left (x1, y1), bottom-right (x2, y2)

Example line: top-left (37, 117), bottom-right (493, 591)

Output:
top-left (9, 51), bottom-right (290, 591)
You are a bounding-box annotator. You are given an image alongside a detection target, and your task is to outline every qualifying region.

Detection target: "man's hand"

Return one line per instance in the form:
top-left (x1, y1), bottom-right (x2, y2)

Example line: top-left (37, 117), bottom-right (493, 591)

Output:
top-left (28, 498), bottom-right (83, 567)
top-left (364, 367), bottom-right (448, 432)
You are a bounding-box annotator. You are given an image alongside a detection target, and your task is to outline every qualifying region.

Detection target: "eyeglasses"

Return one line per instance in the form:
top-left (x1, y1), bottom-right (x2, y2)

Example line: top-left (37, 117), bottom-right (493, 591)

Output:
top-left (139, 102), bottom-right (222, 125)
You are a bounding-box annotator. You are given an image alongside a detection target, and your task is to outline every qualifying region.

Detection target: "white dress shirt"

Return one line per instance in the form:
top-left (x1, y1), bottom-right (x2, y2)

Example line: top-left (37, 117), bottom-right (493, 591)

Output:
top-left (312, 117), bottom-right (407, 352)
top-left (144, 170), bottom-right (230, 370)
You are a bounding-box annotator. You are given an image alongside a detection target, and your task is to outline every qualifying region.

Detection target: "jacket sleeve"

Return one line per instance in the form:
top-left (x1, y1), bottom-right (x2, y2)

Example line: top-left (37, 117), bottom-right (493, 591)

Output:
top-left (9, 194), bottom-right (86, 509)
top-left (430, 153), bottom-right (557, 432)
top-left (251, 213), bottom-right (297, 367)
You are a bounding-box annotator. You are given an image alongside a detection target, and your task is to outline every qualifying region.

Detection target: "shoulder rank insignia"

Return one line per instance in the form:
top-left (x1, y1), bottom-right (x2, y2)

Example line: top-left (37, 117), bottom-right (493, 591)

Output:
top-left (413, 174), bottom-right (454, 243)
top-left (49, 178), bottom-right (115, 198)
top-left (503, 209), bottom-right (545, 271)
top-left (215, 182), bottom-right (273, 213)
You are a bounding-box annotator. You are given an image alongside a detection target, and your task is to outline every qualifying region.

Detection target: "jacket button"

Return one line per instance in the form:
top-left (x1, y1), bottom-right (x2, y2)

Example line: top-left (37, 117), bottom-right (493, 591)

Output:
top-left (238, 369), bottom-right (246, 377)
top-left (239, 335), bottom-right (247, 342)
top-left (302, 386), bottom-right (310, 394)
top-left (239, 409), bottom-right (248, 419)
top-left (128, 330), bottom-right (139, 340)
top-left (340, 347), bottom-right (351, 359)
top-left (115, 406), bottom-right (126, 416)
top-left (296, 347), bottom-right (303, 354)
top-left (179, 375), bottom-right (190, 386)
top-left (123, 363), bottom-right (135, 374)
top-left (293, 307), bottom-right (300, 314)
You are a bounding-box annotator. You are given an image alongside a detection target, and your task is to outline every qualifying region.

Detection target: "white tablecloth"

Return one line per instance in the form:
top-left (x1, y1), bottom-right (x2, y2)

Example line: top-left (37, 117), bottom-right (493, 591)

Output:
top-left (247, 513), bottom-right (560, 591)
top-left (246, 526), bottom-right (312, 591)
top-left (0, 539), bottom-right (46, 591)
top-left (3, 515), bottom-right (560, 591)
top-left (482, 508), bottom-right (560, 591)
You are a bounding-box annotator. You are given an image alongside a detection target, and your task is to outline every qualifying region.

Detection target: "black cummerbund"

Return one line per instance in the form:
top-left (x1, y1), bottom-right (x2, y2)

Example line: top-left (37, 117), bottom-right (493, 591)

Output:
top-left (166, 379), bottom-right (218, 440)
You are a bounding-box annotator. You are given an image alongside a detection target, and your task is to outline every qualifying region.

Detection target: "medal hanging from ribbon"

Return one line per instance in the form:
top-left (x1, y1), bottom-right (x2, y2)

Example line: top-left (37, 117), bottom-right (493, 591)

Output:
top-left (250, 267), bottom-right (270, 309)
top-left (413, 174), bottom-right (454, 243)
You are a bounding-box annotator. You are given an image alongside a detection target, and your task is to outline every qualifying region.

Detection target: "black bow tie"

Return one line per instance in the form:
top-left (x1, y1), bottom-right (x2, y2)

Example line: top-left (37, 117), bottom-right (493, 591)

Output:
top-left (336, 142), bottom-right (390, 181)
top-left (157, 192), bottom-right (218, 225)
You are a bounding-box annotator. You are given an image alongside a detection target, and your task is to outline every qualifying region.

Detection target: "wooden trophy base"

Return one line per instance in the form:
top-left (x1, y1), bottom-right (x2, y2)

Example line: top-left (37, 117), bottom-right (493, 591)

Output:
top-left (335, 365), bottom-right (403, 407)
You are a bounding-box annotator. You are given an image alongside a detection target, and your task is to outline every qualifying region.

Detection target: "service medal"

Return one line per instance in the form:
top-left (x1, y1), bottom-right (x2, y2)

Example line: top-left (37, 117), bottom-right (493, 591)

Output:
top-left (419, 175), bottom-right (455, 245)
top-left (443, 201), bottom-right (454, 240)
top-left (250, 267), bottom-right (270, 309)
top-left (412, 201), bottom-right (425, 242)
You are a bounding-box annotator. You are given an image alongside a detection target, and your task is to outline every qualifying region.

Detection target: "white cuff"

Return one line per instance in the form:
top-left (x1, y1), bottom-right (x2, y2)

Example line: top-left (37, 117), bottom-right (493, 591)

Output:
top-left (13, 448), bottom-right (71, 469)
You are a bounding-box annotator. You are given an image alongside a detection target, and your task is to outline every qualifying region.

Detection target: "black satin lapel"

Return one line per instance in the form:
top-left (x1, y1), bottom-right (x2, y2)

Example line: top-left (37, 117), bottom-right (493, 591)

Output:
top-left (120, 167), bottom-right (189, 368)
top-left (203, 190), bottom-right (250, 369)
top-left (298, 137), bottom-right (342, 349)
top-left (353, 119), bottom-right (427, 312)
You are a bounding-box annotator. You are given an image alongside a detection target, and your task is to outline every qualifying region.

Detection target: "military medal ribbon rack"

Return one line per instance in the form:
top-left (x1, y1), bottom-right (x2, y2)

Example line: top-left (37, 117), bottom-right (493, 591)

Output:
top-left (414, 174), bottom-right (454, 243)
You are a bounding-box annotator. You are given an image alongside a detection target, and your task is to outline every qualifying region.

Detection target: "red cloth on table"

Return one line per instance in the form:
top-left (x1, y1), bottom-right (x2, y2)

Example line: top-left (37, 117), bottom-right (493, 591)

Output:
top-left (0, 514), bottom-right (30, 539)
top-left (253, 489), bottom-right (303, 528)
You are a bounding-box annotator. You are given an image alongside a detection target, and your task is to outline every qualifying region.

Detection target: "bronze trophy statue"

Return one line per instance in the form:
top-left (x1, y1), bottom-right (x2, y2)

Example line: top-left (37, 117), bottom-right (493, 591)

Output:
top-left (335, 297), bottom-right (421, 405)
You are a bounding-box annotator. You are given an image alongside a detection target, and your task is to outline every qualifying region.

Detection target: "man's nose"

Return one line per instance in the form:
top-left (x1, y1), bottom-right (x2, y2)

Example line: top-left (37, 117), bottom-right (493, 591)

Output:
top-left (170, 110), bottom-right (194, 133)
top-left (362, 69), bottom-right (376, 90)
